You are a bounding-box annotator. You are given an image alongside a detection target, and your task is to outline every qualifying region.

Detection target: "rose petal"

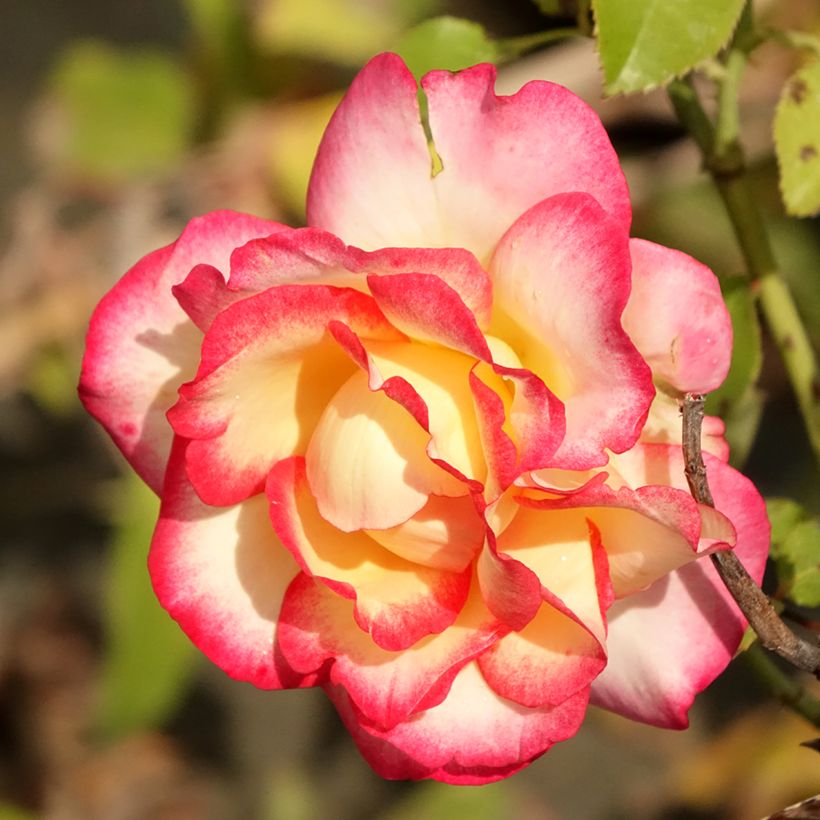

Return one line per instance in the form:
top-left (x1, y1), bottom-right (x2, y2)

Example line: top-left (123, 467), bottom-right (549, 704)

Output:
top-left (490, 193), bottom-right (654, 470)
top-left (149, 439), bottom-right (305, 689)
top-left (308, 56), bottom-right (631, 262)
top-left (478, 600), bottom-right (606, 708)
top-left (590, 449), bottom-right (770, 728)
top-left (167, 284), bottom-right (399, 506)
top-left (79, 210), bottom-right (284, 491)
top-left (622, 239), bottom-right (732, 394)
top-left (422, 63), bottom-right (631, 261)
top-left (307, 53), bottom-right (445, 250)
top-left (276, 574), bottom-right (504, 730)
top-left (267, 457), bottom-right (471, 650)
top-left (329, 661), bottom-right (589, 784)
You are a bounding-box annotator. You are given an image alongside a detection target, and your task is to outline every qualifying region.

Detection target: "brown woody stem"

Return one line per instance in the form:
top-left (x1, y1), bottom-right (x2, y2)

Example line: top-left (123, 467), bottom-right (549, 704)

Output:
top-left (682, 394), bottom-right (820, 677)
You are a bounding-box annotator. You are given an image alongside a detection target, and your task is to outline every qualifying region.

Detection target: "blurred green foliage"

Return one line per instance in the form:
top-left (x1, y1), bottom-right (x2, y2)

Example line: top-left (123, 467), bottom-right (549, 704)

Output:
top-left (95, 473), bottom-right (198, 739)
top-left (48, 41), bottom-right (195, 182)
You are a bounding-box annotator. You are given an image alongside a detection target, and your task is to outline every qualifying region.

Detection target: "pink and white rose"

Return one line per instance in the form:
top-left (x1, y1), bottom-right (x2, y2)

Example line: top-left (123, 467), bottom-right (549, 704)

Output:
top-left (79, 54), bottom-right (769, 784)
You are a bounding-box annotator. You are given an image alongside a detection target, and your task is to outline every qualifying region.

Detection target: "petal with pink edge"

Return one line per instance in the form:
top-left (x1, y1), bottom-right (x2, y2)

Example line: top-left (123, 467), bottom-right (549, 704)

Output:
top-left (478, 600), bottom-right (606, 708)
top-left (79, 211), bottom-right (285, 492)
top-left (307, 54), bottom-right (445, 251)
top-left (354, 245), bottom-right (492, 328)
top-left (167, 285), bottom-right (400, 506)
top-left (423, 64), bottom-right (631, 261)
top-left (329, 661), bottom-right (589, 784)
top-left (149, 439), bottom-right (305, 689)
top-left (622, 239), bottom-right (732, 394)
top-left (267, 457), bottom-right (471, 650)
top-left (308, 55), bottom-right (631, 262)
top-left (590, 450), bottom-right (770, 728)
top-left (276, 574), bottom-right (504, 730)
top-left (490, 193), bottom-right (654, 470)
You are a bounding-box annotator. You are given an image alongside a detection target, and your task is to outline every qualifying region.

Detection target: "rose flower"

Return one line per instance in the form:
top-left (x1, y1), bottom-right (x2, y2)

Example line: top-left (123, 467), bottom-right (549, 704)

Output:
top-left (79, 54), bottom-right (769, 784)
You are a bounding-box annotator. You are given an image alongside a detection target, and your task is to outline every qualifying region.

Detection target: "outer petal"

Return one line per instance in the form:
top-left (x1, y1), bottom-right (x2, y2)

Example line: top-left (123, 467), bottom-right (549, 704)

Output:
top-left (276, 574), bottom-right (504, 730)
top-left (149, 439), bottom-right (304, 689)
top-left (622, 239), bottom-right (732, 394)
top-left (590, 449), bottom-right (770, 728)
top-left (329, 661), bottom-right (589, 784)
top-left (79, 211), bottom-right (284, 491)
top-left (167, 285), bottom-right (400, 506)
top-left (307, 54), bottom-right (631, 262)
top-left (307, 53), bottom-right (445, 250)
top-left (266, 457), bottom-right (471, 650)
top-left (490, 193), bottom-right (654, 470)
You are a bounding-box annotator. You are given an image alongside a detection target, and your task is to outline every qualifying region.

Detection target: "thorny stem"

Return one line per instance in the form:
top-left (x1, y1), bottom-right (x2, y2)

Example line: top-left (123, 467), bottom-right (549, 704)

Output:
top-left (668, 71), bottom-right (820, 470)
top-left (682, 394), bottom-right (820, 678)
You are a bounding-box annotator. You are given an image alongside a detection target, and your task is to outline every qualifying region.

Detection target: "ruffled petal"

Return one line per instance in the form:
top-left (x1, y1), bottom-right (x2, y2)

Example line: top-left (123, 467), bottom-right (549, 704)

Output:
top-left (276, 574), bottom-right (504, 730)
top-left (590, 450), bottom-right (770, 728)
top-left (518, 465), bottom-right (736, 599)
top-left (305, 367), bottom-right (466, 532)
top-left (149, 439), bottom-right (305, 689)
top-left (477, 601), bottom-right (605, 708)
top-left (622, 239), bottom-right (732, 394)
top-left (490, 193), bottom-right (654, 470)
top-left (267, 457), bottom-right (471, 650)
top-left (354, 245), bottom-right (492, 328)
top-left (329, 661), bottom-right (589, 784)
top-left (79, 211), bottom-right (284, 491)
top-left (167, 284), bottom-right (399, 506)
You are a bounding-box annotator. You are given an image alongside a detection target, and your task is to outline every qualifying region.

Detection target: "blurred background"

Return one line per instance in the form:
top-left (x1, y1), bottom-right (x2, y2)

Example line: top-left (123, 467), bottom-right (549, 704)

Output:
top-left (1, 1), bottom-right (819, 818)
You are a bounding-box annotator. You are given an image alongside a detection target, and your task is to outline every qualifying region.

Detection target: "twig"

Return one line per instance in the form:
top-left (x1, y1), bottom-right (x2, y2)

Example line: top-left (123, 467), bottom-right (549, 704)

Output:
top-left (682, 394), bottom-right (820, 678)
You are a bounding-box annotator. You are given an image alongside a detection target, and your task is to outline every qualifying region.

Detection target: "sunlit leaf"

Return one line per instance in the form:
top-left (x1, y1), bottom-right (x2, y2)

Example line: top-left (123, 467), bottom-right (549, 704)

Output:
top-left (96, 474), bottom-right (198, 738)
top-left (767, 497), bottom-right (820, 607)
top-left (593, 0), bottom-right (746, 94)
top-left (47, 41), bottom-right (195, 182)
top-left (395, 16), bottom-right (499, 79)
top-left (775, 63), bottom-right (820, 216)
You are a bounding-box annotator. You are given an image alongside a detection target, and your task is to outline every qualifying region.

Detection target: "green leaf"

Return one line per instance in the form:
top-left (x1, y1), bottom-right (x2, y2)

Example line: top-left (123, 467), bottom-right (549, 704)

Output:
top-left (394, 16), bottom-right (499, 79)
top-left (48, 41), bottom-right (194, 182)
top-left (96, 474), bottom-right (197, 739)
top-left (593, 0), bottom-right (746, 94)
top-left (774, 62), bottom-right (820, 217)
top-left (766, 497), bottom-right (820, 607)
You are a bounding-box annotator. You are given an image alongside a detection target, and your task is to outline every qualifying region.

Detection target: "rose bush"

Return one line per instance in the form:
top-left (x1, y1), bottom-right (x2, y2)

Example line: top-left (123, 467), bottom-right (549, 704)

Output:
top-left (79, 54), bottom-right (769, 784)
